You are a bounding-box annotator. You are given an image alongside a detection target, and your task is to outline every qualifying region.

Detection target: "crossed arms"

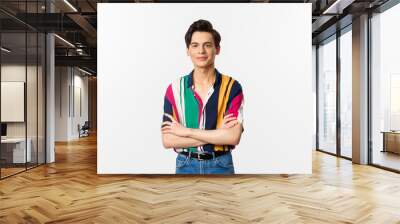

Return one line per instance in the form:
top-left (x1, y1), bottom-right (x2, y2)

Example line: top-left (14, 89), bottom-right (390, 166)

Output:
top-left (161, 113), bottom-right (243, 149)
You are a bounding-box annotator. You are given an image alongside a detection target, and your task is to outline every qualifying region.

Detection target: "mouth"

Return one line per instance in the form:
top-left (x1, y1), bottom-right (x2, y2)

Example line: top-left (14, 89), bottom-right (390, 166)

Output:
top-left (196, 57), bottom-right (208, 61)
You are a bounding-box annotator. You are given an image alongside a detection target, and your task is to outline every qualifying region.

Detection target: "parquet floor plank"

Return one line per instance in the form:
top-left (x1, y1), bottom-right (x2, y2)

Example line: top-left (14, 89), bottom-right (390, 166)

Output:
top-left (1, 135), bottom-right (400, 223)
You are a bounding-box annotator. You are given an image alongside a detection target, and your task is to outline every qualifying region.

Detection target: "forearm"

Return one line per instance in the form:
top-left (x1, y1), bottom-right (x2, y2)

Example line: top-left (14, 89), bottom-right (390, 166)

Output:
top-left (187, 125), bottom-right (242, 146)
top-left (162, 133), bottom-right (207, 149)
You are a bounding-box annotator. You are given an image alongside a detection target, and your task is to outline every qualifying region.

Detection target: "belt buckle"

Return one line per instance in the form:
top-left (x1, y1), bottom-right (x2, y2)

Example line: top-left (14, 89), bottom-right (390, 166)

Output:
top-left (197, 153), bottom-right (203, 161)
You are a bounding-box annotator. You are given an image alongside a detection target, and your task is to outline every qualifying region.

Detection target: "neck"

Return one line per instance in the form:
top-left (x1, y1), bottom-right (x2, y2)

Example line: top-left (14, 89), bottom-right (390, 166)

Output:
top-left (193, 65), bottom-right (215, 86)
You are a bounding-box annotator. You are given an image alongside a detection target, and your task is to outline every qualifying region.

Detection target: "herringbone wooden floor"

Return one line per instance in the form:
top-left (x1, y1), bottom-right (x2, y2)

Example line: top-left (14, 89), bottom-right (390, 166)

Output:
top-left (1, 134), bottom-right (400, 224)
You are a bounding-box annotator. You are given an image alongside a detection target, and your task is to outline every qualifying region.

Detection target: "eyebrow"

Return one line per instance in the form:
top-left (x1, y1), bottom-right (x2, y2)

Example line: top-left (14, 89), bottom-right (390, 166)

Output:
top-left (190, 42), bottom-right (213, 45)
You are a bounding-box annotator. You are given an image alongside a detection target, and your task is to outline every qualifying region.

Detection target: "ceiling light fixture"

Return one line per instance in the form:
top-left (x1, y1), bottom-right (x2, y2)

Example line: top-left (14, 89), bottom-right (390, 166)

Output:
top-left (54, 34), bottom-right (75, 48)
top-left (322, 0), bottom-right (354, 15)
top-left (1, 47), bottom-right (11, 53)
top-left (78, 67), bottom-right (93, 76)
top-left (63, 0), bottom-right (78, 12)
top-left (76, 48), bottom-right (84, 55)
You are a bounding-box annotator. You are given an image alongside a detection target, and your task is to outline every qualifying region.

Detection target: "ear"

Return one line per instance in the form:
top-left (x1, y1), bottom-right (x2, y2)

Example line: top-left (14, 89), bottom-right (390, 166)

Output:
top-left (216, 46), bottom-right (220, 55)
top-left (186, 48), bottom-right (189, 56)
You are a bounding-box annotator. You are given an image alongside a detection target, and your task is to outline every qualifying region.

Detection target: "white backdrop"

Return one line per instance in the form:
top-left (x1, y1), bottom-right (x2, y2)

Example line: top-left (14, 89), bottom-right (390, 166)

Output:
top-left (98, 3), bottom-right (312, 174)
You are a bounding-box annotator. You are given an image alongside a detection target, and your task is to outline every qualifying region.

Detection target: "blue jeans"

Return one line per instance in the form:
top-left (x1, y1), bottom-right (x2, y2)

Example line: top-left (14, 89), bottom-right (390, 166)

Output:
top-left (175, 151), bottom-right (235, 174)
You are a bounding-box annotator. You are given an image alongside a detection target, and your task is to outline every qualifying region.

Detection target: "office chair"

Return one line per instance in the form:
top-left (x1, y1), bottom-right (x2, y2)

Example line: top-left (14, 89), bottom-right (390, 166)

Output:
top-left (79, 121), bottom-right (90, 138)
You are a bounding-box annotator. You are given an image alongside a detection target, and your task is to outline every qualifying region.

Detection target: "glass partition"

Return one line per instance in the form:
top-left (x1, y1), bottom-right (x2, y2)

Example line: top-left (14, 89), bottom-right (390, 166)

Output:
top-left (27, 31), bottom-right (38, 169)
top-left (371, 3), bottom-right (400, 171)
top-left (38, 31), bottom-right (45, 165)
top-left (317, 36), bottom-right (337, 155)
top-left (0, 1), bottom-right (46, 179)
top-left (0, 31), bottom-right (28, 177)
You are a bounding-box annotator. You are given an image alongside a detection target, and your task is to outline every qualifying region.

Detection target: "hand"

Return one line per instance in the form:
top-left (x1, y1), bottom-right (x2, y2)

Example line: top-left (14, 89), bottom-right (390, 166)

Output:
top-left (161, 113), bottom-right (191, 137)
top-left (220, 113), bottom-right (238, 129)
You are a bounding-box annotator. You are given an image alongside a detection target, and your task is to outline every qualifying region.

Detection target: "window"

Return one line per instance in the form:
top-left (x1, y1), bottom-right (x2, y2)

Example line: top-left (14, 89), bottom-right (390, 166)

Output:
top-left (339, 28), bottom-right (352, 158)
top-left (370, 3), bottom-right (400, 171)
top-left (318, 36), bottom-right (337, 155)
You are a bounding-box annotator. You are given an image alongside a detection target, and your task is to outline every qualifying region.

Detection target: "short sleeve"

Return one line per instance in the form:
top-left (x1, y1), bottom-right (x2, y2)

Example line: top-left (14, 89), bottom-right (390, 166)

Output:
top-left (163, 84), bottom-right (174, 122)
top-left (226, 80), bottom-right (244, 124)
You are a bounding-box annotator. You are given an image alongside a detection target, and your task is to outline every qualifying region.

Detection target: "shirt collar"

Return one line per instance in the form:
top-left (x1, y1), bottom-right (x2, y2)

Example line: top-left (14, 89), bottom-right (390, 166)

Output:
top-left (187, 68), bottom-right (222, 89)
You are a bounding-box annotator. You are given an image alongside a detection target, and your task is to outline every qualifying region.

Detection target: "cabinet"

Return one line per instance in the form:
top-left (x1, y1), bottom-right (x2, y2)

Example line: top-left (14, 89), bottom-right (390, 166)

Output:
top-left (382, 131), bottom-right (400, 154)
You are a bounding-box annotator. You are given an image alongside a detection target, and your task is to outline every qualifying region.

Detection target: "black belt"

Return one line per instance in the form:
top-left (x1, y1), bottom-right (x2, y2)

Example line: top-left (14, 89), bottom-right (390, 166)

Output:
top-left (180, 151), bottom-right (229, 160)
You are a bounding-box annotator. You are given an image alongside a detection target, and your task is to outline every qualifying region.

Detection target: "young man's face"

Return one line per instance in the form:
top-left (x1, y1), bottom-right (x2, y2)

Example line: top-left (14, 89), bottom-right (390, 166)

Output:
top-left (187, 31), bottom-right (220, 69)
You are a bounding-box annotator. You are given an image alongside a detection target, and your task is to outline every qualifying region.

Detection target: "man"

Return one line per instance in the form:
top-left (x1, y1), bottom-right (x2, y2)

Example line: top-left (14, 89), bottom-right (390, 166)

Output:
top-left (161, 19), bottom-right (244, 174)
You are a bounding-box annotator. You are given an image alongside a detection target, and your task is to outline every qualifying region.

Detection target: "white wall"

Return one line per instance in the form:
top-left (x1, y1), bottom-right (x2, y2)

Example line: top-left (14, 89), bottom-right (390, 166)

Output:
top-left (1, 65), bottom-right (40, 138)
top-left (312, 45), bottom-right (317, 150)
top-left (55, 67), bottom-right (89, 141)
top-left (98, 3), bottom-right (312, 174)
top-left (1, 66), bottom-right (26, 127)
top-left (55, 66), bottom-right (69, 141)
top-left (71, 72), bottom-right (89, 138)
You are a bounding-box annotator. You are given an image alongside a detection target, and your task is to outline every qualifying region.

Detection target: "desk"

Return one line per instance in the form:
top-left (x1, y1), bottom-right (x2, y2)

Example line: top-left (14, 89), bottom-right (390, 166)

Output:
top-left (1, 138), bottom-right (31, 163)
top-left (381, 131), bottom-right (400, 154)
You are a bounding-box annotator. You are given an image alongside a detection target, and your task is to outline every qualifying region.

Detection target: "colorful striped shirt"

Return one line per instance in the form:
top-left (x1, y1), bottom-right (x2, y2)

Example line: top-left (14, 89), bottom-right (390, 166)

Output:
top-left (163, 68), bottom-right (244, 153)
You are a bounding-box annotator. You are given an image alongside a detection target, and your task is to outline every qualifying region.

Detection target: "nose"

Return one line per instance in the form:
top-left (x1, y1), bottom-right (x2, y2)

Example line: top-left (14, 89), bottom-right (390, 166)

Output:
top-left (199, 46), bottom-right (206, 54)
